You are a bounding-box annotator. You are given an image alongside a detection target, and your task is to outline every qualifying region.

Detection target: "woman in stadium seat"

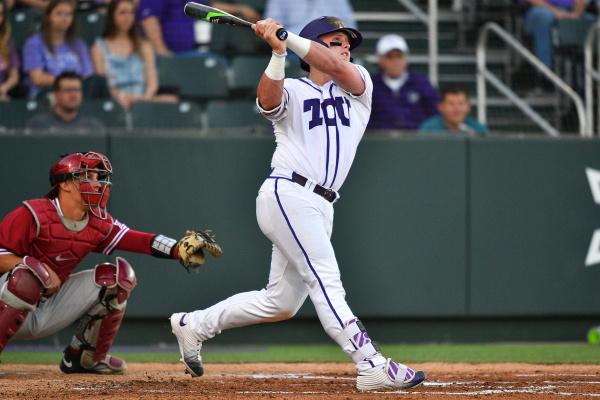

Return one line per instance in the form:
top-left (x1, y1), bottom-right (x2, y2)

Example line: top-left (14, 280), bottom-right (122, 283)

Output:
top-left (22, 0), bottom-right (94, 98)
top-left (91, 0), bottom-right (176, 110)
top-left (0, 0), bottom-right (19, 99)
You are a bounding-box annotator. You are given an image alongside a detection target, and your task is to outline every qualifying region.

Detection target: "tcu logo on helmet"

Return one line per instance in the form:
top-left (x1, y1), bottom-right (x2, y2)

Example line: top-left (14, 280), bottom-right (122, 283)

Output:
top-left (303, 96), bottom-right (351, 130)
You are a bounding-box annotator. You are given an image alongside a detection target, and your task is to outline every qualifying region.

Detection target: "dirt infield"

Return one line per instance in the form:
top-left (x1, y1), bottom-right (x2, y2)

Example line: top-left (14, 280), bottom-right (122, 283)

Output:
top-left (2, 362), bottom-right (600, 399)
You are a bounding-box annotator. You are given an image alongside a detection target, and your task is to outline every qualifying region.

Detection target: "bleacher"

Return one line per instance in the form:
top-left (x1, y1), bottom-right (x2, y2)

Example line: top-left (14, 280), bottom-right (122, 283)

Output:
top-left (1, 1), bottom-right (598, 135)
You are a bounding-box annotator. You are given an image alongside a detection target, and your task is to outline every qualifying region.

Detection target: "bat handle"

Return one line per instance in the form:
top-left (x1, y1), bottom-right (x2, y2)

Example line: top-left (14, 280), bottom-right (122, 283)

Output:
top-left (276, 28), bottom-right (288, 41)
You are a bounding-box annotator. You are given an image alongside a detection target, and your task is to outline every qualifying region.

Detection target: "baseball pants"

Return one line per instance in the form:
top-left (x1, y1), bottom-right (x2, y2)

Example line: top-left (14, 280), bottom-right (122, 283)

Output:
top-left (0, 269), bottom-right (101, 340)
top-left (188, 177), bottom-right (358, 356)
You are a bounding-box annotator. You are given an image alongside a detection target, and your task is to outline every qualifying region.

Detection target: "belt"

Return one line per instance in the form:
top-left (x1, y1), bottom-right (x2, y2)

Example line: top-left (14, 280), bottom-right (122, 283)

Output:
top-left (291, 172), bottom-right (337, 203)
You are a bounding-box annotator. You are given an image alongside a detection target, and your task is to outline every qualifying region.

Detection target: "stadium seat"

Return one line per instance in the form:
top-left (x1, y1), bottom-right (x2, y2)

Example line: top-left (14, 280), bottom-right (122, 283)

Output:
top-left (229, 55), bottom-right (269, 94)
top-left (77, 10), bottom-right (106, 46)
top-left (130, 101), bottom-right (204, 130)
top-left (157, 55), bottom-right (229, 100)
top-left (10, 8), bottom-right (40, 49)
top-left (79, 100), bottom-right (127, 129)
top-left (0, 100), bottom-right (47, 131)
top-left (229, 56), bottom-right (306, 96)
top-left (210, 24), bottom-right (269, 56)
top-left (206, 100), bottom-right (268, 130)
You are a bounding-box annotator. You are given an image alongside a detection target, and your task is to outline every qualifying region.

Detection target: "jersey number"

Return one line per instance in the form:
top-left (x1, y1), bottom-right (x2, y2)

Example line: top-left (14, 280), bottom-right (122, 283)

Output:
top-left (303, 97), bottom-right (351, 130)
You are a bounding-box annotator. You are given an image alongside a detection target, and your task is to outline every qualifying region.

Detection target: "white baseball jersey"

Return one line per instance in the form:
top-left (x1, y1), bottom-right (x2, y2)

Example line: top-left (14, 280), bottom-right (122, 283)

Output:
top-left (183, 63), bottom-right (388, 375)
top-left (258, 64), bottom-right (373, 192)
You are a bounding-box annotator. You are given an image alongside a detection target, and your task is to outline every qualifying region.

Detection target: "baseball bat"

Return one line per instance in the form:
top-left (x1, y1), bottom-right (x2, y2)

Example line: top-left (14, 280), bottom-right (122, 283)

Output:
top-left (184, 2), bottom-right (288, 41)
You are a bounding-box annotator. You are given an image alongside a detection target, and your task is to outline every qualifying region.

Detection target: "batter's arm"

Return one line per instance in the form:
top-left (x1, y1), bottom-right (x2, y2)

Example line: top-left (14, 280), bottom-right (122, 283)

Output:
top-left (300, 43), bottom-right (365, 96)
top-left (255, 20), bottom-right (287, 111)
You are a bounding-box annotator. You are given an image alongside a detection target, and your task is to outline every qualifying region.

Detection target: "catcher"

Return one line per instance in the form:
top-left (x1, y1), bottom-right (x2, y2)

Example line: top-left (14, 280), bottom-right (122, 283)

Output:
top-left (0, 151), bottom-right (222, 374)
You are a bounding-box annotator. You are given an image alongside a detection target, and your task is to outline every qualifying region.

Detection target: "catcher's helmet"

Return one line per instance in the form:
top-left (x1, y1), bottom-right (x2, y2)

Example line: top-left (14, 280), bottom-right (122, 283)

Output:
top-left (47, 151), bottom-right (113, 219)
top-left (298, 16), bottom-right (362, 72)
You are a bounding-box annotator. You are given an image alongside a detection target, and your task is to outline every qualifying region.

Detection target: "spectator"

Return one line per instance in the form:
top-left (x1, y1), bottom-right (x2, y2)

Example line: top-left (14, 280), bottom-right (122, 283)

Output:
top-left (26, 71), bottom-right (105, 133)
top-left (264, 0), bottom-right (356, 34)
top-left (368, 34), bottom-right (439, 131)
top-left (22, 0), bottom-right (93, 98)
top-left (0, 0), bottom-right (19, 99)
top-left (91, 0), bottom-right (176, 110)
top-left (522, 0), bottom-right (588, 69)
top-left (139, 0), bottom-right (259, 56)
top-left (419, 85), bottom-right (488, 136)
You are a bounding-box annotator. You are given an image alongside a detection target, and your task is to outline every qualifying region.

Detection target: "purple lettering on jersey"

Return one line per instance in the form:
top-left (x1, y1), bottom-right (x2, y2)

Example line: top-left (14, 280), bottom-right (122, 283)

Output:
top-left (303, 97), bottom-right (351, 130)
top-left (321, 98), bottom-right (338, 127)
top-left (304, 99), bottom-right (323, 130)
top-left (334, 97), bottom-right (351, 127)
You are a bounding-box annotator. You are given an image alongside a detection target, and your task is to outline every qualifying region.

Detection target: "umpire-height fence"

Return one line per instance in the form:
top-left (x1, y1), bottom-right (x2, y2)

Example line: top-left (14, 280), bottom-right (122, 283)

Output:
top-left (2, 134), bottom-right (600, 320)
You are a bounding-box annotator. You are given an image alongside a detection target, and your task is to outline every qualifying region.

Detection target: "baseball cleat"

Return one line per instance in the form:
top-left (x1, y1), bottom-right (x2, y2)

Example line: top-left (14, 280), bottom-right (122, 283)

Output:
top-left (356, 358), bottom-right (425, 391)
top-left (170, 312), bottom-right (204, 377)
top-left (59, 346), bottom-right (127, 374)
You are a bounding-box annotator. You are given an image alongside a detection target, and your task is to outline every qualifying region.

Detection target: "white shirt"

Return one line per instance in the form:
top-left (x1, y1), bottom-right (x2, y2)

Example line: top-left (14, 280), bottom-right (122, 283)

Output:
top-left (258, 64), bottom-right (373, 192)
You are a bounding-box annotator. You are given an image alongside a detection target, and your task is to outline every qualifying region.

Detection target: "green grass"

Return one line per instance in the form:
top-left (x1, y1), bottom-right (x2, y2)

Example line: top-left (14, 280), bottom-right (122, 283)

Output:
top-left (3, 343), bottom-right (600, 365)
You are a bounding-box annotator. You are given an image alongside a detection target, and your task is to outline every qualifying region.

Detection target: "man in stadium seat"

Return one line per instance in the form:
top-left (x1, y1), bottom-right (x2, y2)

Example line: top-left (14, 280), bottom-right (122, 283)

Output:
top-left (26, 71), bottom-right (105, 134)
top-left (367, 34), bottom-right (439, 132)
top-left (419, 85), bottom-right (488, 136)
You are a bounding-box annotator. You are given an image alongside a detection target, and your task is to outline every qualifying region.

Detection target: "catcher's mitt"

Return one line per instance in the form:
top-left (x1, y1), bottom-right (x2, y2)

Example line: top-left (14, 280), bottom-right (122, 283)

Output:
top-left (176, 229), bottom-right (223, 272)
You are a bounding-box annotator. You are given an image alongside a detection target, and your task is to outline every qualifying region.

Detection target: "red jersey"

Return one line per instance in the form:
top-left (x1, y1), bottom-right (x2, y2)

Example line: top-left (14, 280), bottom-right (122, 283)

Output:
top-left (0, 198), bottom-right (133, 283)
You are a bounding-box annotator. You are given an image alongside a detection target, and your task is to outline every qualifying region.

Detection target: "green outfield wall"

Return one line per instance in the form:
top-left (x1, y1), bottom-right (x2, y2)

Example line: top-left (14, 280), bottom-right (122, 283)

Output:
top-left (2, 134), bottom-right (600, 320)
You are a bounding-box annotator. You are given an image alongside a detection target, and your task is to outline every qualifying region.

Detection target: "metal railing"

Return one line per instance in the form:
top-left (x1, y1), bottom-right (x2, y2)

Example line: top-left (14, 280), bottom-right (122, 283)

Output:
top-left (477, 22), bottom-right (588, 137)
top-left (396, 0), bottom-right (438, 87)
top-left (585, 22), bottom-right (600, 136)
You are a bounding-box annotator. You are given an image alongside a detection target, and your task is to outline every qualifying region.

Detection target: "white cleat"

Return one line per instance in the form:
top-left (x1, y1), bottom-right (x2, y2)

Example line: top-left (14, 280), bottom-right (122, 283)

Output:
top-left (356, 358), bottom-right (426, 391)
top-left (170, 312), bottom-right (204, 377)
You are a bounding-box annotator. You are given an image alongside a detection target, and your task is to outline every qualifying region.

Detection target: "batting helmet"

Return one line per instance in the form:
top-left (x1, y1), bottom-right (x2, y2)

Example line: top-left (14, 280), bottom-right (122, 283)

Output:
top-left (298, 16), bottom-right (363, 72)
top-left (47, 151), bottom-right (113, 219)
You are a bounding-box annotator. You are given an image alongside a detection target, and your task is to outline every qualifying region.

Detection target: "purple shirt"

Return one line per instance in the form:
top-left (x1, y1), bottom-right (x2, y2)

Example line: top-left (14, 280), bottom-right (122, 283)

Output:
top-left (0, 39), bottom-right (19, 84)
top-left (368, 72), bottom-right (440, 131)
top-left (23, 33), bottom-right (93, 97)
top-left (139, 0), bottom-right (211, 54)
top-left (522, 0), bottom-right (575, 8)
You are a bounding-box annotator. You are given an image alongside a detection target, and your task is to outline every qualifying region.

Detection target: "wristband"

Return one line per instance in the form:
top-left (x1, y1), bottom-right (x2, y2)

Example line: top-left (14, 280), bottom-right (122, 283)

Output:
top-left (151, 234), bottom-right (177, 259)
top-left (264, 51), bottom-right (287, 81)
top-left (285, 32), bottom-right (311, 58)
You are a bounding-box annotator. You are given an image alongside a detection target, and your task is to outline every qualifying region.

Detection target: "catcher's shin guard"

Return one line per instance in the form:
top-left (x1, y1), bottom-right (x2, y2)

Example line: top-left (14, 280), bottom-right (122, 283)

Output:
top-left (0, 258), bottom-right (51, 352)
top-left (61, 257), bottom-right (136, 374)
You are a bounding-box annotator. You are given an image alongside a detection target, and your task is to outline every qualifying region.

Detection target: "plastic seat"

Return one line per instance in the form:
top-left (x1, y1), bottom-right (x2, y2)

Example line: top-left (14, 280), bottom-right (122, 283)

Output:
top-left (79, 100), bottom-right (127, 128)
top-left (130, 101), bottom-right (203, 130)
top-left (0, 100), bottom-right (47, 131)
top-left (10, 8), bottom-right (40, 49)
top-left (77, 10), bottom-right (106, 46)
top-left (210, 24), bottom-right (268, 56)
top-left (230, 55), bottom-right (269, 94)
top-left (206, 100), bottom-right (268, 130)
top-left (157, 55), bottom-right (229, 100)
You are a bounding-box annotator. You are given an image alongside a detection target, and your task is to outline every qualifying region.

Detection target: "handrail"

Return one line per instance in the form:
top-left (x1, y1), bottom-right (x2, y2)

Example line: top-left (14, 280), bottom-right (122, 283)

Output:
top-left (477, 22), bottom-right (588, 137)
top-left (395, 0), bottom-right (438, 87)
top-left (584, 23), bottom-right (600, 136)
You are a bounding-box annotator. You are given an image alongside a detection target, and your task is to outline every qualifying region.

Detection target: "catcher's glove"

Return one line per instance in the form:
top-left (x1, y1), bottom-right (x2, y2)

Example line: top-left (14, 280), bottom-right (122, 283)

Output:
top-left (176, 229), bottom-right (223, 272)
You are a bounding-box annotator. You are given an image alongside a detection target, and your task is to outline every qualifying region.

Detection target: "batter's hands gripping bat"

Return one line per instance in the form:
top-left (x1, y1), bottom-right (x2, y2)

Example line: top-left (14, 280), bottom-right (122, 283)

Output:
top-left (184, 2), bottom-right (288, 41)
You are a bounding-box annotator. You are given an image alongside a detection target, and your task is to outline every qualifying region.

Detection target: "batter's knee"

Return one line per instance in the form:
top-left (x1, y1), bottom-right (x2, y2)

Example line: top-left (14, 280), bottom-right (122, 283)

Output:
top-left (264, 291), bottom-right (305, 321)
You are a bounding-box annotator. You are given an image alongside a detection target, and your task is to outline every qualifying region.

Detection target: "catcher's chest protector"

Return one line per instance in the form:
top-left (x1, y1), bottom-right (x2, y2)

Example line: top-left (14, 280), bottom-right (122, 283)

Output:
top-left (22, 199), bottom-right (114, 283)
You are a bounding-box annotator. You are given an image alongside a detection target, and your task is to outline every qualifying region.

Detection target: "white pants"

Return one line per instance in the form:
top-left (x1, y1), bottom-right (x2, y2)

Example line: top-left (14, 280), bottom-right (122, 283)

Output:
top-left (2, 269), bottom-right (101, 340)
top-left (188, 177), bottom-right (357, 356)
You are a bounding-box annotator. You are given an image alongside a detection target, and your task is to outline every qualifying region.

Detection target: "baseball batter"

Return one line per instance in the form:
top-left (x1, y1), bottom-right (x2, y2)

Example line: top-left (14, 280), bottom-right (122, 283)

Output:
top-left (170, 16), bottom-right (425, 391)
top-left (0, 151), bottom-right (221, 373)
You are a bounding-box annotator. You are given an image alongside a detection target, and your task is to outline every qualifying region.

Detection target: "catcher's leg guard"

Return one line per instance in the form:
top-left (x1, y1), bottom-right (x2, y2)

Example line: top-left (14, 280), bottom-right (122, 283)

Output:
top-left (0, 264), bottom-right (47, 352)
top-left (60, 257), bottom-right (136, 374)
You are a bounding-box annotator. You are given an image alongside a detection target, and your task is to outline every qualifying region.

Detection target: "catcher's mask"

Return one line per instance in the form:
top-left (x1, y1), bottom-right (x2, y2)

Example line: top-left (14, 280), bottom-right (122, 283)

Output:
top-left (298, 16), bottom-right (363, 72)
top-left (46, 151), bottom-right (113, 220)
